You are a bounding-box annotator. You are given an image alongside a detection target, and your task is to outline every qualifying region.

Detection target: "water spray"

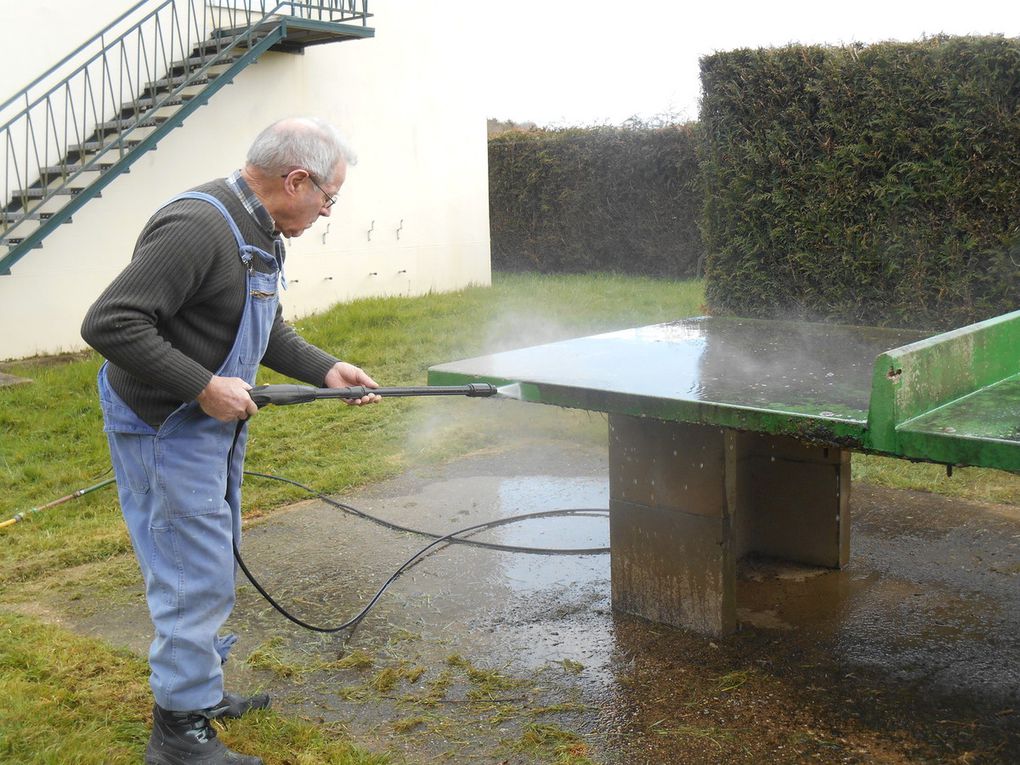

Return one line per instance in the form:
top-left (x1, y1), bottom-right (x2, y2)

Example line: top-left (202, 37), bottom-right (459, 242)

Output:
top-left (495, 382), bottom-right (523, 400)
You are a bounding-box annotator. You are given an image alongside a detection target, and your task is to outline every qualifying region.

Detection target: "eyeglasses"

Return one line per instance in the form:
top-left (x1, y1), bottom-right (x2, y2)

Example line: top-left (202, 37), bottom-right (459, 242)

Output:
top-left (280, 171), bottom-right (337, 209)
top-left (308, 174), bottom-right (338, 210)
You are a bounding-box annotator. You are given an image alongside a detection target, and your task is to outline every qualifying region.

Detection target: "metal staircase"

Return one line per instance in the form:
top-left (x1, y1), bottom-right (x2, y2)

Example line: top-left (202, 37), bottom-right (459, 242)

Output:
top-left (0, 0), bottom-right (373, 275)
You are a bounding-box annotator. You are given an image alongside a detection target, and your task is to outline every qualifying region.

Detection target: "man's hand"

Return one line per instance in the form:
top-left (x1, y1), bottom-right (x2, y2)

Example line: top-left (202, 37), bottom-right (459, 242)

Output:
top-left (324, 362), bottom-right (381, 405)
top-left (197, 375), bottom-right (259, 421)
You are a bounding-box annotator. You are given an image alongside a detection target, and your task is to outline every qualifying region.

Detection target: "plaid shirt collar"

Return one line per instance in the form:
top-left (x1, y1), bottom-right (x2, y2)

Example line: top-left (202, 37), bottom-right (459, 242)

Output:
top-left (226, 170), bottom-right (288, 287)
top-left (226, 170), bottom-right (278, 238)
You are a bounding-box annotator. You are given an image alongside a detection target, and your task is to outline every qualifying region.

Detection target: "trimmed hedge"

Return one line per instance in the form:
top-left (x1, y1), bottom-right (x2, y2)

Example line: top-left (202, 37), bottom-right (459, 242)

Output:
top-left (488, 124), bottom-right (704, 278)
top-left (699, 36), bottom-right (1020, 329)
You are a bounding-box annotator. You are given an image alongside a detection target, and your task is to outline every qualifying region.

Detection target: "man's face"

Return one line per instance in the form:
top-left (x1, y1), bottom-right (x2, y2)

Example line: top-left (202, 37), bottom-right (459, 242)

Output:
top-left (275, 162), bottom-right (346, 239)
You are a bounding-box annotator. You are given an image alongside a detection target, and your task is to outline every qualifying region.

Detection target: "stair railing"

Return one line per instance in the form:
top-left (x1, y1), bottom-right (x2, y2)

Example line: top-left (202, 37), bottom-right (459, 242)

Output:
top-left (0, 1), bottom-right (369, 261)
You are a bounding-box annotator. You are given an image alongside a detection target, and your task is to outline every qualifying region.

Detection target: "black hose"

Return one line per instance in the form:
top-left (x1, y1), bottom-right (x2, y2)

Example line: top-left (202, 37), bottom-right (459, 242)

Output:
top-left (230, 422), bottom-right (608, 634)
top-left (233, 503), bottom-right (608, 634)
top-left (7, 460), bottom-right (610, 634)
top-left (243, 470), bottom-right (609, 555)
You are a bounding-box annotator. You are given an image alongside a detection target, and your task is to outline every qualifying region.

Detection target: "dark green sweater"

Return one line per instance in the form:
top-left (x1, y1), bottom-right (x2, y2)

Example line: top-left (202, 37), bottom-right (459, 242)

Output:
top-left (81, 179), bottom-right (339, 428)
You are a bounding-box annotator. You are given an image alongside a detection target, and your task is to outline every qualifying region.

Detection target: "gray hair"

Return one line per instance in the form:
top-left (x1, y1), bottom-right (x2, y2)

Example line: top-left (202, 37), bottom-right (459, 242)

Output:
top-left (246, 117), bottom-right (357, 180)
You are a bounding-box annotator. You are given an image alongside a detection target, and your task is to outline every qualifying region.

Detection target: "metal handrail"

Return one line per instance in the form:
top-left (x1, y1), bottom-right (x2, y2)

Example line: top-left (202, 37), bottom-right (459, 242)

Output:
top-left (0, 1), bottom-right (153, 116)
top-left (0, 1), bottom-right (370, 243)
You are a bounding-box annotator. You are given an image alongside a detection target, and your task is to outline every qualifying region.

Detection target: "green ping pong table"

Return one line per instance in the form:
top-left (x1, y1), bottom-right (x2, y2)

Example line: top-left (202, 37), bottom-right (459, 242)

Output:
top-left (428, 310), bottom-right (1020, 635)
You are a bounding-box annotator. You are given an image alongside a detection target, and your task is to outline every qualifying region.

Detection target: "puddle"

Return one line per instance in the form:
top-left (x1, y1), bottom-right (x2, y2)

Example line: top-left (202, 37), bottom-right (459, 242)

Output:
top-left (492, 476), bottom-right (609, 589)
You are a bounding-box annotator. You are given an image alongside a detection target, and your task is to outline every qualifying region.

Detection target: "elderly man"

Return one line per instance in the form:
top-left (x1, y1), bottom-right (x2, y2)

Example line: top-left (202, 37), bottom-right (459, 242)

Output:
top-left (82, 117), bottom-right (378, 765)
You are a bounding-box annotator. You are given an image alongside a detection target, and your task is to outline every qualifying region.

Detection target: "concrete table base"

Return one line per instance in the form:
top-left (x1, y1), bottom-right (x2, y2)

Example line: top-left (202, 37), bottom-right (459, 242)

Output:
top-left (608, 414), bottom-right (850, 635)
top-left (427, 317), bottom-right (941, 634)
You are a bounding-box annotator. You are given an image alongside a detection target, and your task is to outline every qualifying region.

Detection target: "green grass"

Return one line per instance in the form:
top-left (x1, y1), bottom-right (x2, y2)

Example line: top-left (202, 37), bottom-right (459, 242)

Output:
top-left (853, 453), bottom-right (1019, 505)
top-left (0, 272), bottom-right (1017, 764)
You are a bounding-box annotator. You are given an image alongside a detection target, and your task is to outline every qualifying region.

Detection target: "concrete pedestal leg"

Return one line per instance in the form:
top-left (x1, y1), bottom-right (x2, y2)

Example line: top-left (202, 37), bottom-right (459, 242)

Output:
top-left (732, 430), bottom-right (850, 569)
top-left (608, 414), bottom-right (849, 636)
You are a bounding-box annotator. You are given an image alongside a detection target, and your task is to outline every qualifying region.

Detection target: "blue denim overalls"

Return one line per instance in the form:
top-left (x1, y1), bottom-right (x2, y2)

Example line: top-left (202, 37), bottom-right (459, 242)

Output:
top-left (98, 192), bottom-right (280, 711)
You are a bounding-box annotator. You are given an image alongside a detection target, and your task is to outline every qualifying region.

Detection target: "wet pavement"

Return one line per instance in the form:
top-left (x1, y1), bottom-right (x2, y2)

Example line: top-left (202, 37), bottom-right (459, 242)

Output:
top-left (10, 402), bottom-right (1020, 763)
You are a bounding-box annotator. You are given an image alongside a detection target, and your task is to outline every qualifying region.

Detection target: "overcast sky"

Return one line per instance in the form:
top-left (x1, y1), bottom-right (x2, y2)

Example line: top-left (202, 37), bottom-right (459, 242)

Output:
top-left (455, 1), bottom-right (1020, 127)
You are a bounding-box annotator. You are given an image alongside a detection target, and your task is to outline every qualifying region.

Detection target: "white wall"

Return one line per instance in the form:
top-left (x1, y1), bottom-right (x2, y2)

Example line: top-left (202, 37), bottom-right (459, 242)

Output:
top-left (0, 0), bottom-right (491, 360)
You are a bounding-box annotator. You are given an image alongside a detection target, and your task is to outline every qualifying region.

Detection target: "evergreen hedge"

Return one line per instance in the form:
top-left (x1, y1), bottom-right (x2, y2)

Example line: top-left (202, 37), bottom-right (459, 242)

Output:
top-left (699, 36), bottom-right (1020, 329)
top-left (488, 124), bottom-right (704, 278)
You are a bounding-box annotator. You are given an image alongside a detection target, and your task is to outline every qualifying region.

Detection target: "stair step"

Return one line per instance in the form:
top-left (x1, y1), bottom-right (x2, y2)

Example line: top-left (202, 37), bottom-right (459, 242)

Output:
top-left (40, 161), bottom-right (117, 176)
top-left (191, 38), bottom-right (236, 55)
top-left (8, 186), bottom-right (88, 200)
top-left (168, 50), bottom-right (242, 76)
top-left (67, 138), bottom-right (143, 155)
top-left (196, 30), bottom-right (269, 51)
top-left (1, 211), bottom-right (71, 223)
top-left (95, 114), bottom-right (170, 135)
top-left (146, 72), bottom-right (215, 92)
top-left (1, 238), bottom-right (43, 249)
top-left (118, 93), bottom-right (197, 118)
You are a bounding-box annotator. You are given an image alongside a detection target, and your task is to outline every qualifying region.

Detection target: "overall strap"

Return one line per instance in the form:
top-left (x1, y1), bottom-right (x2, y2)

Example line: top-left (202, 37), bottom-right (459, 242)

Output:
top-left (160, 191), bottom-right (276, 270)
top-left (162, 192), bottom-right (245, 249)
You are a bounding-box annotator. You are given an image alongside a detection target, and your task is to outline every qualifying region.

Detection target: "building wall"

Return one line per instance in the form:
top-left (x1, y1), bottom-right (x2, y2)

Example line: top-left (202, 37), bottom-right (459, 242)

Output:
top-left (0, 0), bottom-right (490, 360)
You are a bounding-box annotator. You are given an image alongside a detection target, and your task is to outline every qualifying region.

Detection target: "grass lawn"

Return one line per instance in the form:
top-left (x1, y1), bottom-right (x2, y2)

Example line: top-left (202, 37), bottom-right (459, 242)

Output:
top-left (1, 272), bottom-right (1017, 764)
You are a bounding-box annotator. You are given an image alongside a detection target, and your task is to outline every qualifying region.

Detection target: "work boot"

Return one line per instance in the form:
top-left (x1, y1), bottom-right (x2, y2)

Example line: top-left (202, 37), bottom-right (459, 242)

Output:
top-left (207, 690), bottom-right (272, 720)
top-left (145, 704), bottom-right (263, 765)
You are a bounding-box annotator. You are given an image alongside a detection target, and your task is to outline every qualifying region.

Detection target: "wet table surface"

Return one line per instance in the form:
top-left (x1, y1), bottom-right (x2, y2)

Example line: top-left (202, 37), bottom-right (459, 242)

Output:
top-left (430, 317), bottom-right (929, 440)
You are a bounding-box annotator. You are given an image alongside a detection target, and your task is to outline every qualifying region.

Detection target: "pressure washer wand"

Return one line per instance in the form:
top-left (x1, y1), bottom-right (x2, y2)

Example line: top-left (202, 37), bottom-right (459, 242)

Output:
top-left (249, 382), bottom-right (497, 408)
